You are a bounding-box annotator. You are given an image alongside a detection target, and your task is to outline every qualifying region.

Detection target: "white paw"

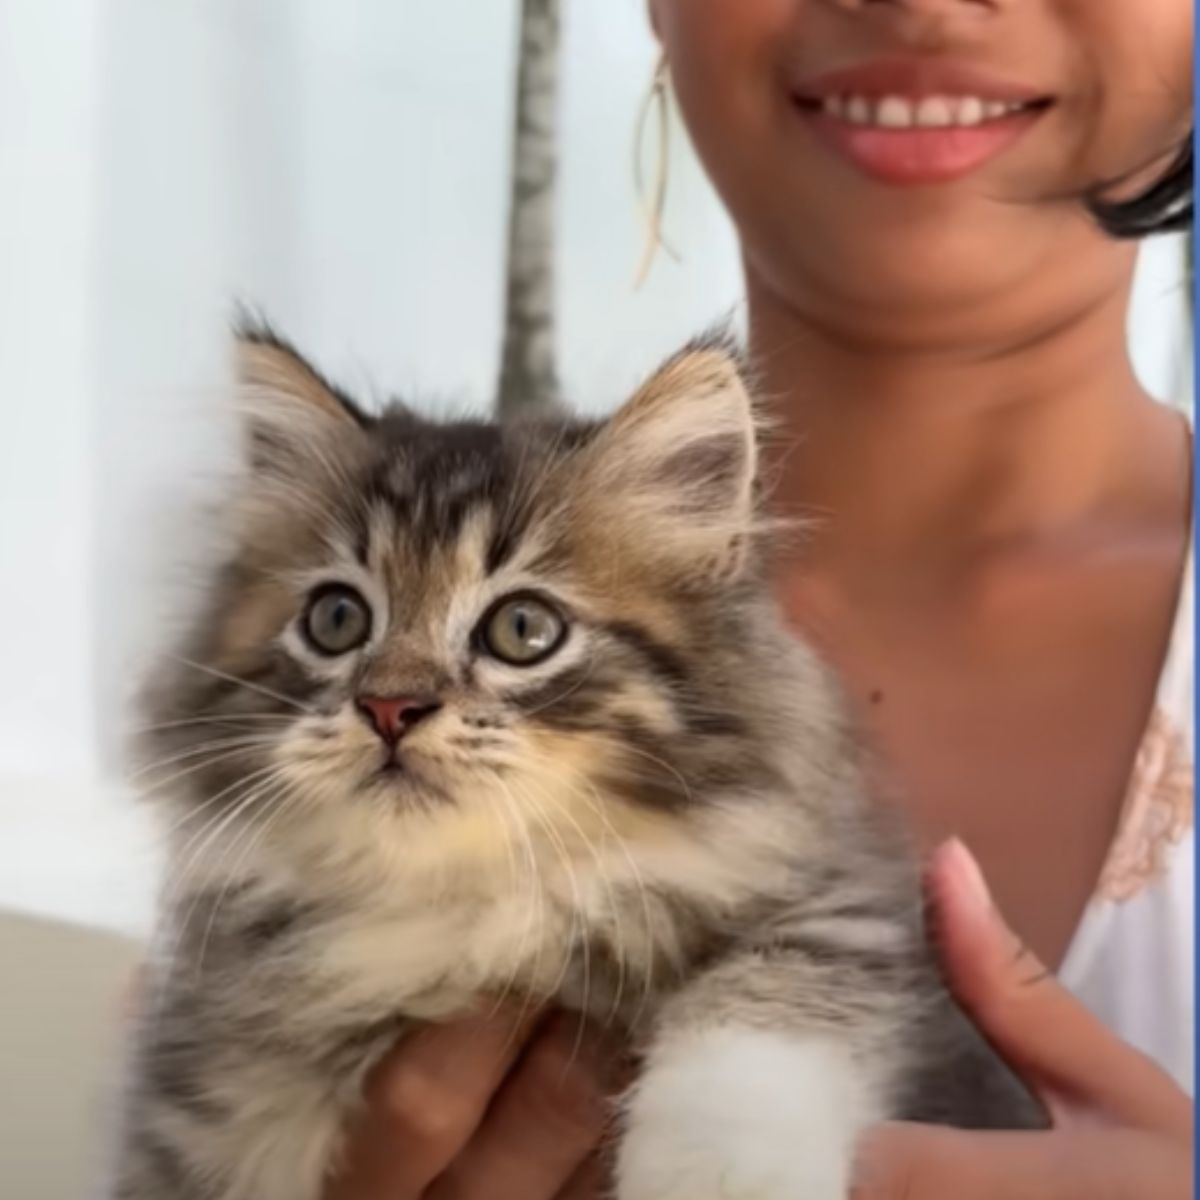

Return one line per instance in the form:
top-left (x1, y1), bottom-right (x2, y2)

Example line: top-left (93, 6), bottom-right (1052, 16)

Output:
top-left (615, 1027), bottom-right (878, 1200)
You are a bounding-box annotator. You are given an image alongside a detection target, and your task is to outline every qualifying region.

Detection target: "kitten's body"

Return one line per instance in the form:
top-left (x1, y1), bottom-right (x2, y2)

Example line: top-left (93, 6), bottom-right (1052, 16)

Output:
top-left (108, 328), bottom-right (1038, 1200)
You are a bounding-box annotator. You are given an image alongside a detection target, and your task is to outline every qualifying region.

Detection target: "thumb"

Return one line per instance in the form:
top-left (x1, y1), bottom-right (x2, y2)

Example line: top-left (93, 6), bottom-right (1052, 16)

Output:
top-left (852, 1122), bottom-right (1194, 1200)
top-left (926, 839), bottom-right (1188, 1134)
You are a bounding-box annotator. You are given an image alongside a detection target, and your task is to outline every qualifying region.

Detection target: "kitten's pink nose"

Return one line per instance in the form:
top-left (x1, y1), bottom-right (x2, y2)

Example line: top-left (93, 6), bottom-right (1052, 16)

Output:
top-left (356, 695), bottom-right (442, 744)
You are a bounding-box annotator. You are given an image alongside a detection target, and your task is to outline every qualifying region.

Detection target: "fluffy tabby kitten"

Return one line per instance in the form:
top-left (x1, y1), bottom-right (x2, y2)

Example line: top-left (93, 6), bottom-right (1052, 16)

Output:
top-left (109, 323), bottom-right (1039, 1200)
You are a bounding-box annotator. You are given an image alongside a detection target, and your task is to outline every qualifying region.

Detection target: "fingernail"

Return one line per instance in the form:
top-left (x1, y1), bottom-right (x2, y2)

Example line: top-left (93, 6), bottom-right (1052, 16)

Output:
top-left (942, 837), bottom-right (992, 919)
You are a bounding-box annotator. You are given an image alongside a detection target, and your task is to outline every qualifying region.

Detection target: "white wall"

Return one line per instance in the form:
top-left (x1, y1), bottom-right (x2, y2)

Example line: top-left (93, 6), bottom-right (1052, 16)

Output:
top-left (0, 0), bottom-right (1190, 939)
top-left (0, 0), bottom-right (101, 779)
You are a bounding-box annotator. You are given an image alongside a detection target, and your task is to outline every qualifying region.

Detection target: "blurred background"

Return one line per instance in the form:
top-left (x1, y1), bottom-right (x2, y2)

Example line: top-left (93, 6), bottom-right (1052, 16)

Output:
top-left (0, 3), bottom-right (1192, 1192)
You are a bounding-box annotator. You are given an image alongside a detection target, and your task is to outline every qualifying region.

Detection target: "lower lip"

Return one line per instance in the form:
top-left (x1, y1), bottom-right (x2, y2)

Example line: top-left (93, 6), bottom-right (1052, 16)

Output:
top-left (799, 105), bottom-right (1044, 185)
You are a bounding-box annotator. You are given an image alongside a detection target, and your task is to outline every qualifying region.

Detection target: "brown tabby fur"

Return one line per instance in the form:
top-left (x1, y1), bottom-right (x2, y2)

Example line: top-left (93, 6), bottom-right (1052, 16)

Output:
top-left (104, 323), bottom-right (1040, 1200)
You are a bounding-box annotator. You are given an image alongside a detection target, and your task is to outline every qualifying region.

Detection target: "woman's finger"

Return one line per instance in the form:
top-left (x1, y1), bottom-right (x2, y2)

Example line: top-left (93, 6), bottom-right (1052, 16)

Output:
top-left (926, 839), bottom-right (1190, 1134)
top-left (327, 1006), bottom-right (538, 1199)
top-left (853, 1121), bottom-right (1193, 1200)
top-left (424, 1012), bottom-right (615, 1200)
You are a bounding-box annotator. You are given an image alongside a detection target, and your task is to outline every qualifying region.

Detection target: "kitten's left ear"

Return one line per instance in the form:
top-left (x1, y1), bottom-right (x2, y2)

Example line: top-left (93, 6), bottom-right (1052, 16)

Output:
top-left (232, 317), bottom-right (367, 477)
top-left (581, 335), bottom-right (761, 580)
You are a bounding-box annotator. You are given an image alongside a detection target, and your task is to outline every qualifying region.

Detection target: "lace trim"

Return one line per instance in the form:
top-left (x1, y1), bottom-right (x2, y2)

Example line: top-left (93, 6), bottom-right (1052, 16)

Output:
top-left (1097, 706), bottom-right (1193, 902)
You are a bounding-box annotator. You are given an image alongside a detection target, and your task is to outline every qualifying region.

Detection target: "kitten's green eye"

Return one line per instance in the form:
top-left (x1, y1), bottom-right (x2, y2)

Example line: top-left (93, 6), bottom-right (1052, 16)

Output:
top-left (303, 585), bottom-right (372, 656)
top-left (480, 594), bottom-right (566, 666)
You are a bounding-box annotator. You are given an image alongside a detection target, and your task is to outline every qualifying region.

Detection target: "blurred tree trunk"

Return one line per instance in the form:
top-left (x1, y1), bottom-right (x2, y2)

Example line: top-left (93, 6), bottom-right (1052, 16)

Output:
top-left (496, 0), bottom-right (560, 419)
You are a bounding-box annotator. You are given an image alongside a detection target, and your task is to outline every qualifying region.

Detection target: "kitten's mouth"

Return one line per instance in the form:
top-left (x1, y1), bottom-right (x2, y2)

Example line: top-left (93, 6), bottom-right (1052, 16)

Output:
top-left (368, 749), bottom-right (432, 791)
top-left (362, 751), bottom-right (455, 809)
top-left (375, 750), bottom-right (408, 778)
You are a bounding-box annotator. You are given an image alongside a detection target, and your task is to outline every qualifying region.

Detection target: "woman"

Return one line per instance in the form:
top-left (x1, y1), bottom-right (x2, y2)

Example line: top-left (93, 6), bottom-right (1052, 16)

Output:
top-left (330, 1), bottom-right (1194, 1196)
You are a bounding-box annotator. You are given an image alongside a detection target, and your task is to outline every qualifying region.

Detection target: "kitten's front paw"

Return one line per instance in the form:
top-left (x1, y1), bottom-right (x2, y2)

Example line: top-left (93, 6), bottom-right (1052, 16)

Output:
top-left (615, 1027), bottom-right (877, 1200)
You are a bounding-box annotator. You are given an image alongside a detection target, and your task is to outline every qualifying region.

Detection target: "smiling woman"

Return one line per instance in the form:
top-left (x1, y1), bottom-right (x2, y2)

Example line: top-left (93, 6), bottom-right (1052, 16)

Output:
top-left (652, 0), bottom-right (1193, 339)
top-left (645, 0), bottom-right (1195, 1049)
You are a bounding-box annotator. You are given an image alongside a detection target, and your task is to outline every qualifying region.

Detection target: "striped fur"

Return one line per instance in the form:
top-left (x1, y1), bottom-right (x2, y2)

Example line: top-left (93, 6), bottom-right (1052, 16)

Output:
top-left (104, 325), bottom-right (1041, 1200)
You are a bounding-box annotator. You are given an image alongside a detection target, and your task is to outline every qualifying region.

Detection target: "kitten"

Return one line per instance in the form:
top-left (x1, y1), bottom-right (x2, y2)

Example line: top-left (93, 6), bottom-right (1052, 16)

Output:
top-left (107, 323), bottom-right (1040, 1200)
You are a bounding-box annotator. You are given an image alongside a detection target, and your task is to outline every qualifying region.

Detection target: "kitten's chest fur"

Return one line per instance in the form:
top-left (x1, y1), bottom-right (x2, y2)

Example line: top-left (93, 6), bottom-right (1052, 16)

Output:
top-left (173, 855), bottom-right (712, 1046)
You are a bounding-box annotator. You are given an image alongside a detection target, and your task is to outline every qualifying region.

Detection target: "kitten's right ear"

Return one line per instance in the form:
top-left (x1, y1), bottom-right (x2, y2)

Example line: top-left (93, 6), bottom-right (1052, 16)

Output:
top-left (231, 316), bottom-right (368, 477)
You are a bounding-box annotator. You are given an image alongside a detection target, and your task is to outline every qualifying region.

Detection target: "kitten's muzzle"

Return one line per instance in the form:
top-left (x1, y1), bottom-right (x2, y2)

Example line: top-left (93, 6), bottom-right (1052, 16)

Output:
top-left (356, 694), bottom-right (443, 747)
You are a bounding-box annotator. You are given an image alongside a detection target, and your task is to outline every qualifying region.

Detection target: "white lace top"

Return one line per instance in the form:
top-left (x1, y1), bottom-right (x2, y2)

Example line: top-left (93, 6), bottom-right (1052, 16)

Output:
top-left (1060, 538), bottom-right (1194, 1092)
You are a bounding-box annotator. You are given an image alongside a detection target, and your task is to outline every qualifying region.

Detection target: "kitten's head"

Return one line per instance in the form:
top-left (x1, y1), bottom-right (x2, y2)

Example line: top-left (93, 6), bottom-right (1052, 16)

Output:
top-left (140, 323), bottom-right (822, 895)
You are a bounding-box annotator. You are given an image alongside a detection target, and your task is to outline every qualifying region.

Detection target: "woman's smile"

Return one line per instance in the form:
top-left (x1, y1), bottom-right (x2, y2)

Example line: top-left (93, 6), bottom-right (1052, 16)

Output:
top-left (791, 56), bottom-right (1054, 184)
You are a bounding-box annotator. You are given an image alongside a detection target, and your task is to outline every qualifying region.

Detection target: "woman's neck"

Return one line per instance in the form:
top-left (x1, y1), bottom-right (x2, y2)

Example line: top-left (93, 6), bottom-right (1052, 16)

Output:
top-left (748, 266), bottom-right (1187, 591)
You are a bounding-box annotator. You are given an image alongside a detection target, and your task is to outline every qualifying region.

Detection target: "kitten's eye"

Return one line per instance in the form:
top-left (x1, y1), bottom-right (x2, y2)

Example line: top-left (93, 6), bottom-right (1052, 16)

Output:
top-left (480, 594), bottom-right (566, 666)
top-left (302, 585), bottom-right (372, 656)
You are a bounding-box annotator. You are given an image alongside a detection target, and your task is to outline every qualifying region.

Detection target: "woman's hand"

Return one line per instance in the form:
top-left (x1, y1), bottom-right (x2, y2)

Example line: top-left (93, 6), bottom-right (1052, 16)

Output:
top-left (326, 1008), bottom-right (614, 1200)
top-left (853, 839), bottom-right (1194, 1200)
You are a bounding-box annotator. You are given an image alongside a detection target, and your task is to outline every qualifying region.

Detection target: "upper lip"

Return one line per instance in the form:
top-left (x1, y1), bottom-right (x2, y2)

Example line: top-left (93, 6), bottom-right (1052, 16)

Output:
top-left (793, 58), bottom-right (1051, 104)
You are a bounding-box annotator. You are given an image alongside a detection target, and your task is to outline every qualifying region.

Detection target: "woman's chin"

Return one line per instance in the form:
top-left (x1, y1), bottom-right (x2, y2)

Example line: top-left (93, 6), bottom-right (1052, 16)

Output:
top-left (746, 216), bottom-right (1093, 348)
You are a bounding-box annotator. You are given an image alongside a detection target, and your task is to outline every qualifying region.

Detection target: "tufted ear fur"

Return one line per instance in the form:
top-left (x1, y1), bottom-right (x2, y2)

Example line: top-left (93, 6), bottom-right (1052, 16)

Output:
top-left (580, 336), bottom-right (761, 581)
top-left (231, 316), bottom-right (367, 480)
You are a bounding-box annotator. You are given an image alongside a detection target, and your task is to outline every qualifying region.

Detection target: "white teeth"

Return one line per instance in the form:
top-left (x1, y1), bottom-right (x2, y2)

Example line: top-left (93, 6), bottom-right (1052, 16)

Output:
top-left (819, 93), bottom-right (1027, 129)
top-left (846, 95), bottom-right (872, 125)
top-left (876, 96), bottom-right (914, 128)
top-left (914, 96), bottom-right (955, 128)
top-left (955, 96), bottom-right (985, 126)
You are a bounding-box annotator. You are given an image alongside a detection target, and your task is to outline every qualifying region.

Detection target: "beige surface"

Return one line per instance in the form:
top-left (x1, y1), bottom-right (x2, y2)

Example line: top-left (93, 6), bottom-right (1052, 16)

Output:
top-left (0, 910), bottom-right (141, 1199)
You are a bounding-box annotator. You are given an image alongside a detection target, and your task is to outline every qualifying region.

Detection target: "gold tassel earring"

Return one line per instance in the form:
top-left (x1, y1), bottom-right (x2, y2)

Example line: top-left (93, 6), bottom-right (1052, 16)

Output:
top-left (632, 53), bottom-right (681, 289)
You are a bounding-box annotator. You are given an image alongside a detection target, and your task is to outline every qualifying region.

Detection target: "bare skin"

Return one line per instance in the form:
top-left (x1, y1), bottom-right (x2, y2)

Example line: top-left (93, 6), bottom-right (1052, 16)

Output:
top-left (314, 0), bottom-right (1193, 1194)
top-left (326, 1011), bottom-right (615, 1200)
top-left (757, 271), bottom-right (1191, 970)
top-left (649, 0), bottom-right (1193, 971)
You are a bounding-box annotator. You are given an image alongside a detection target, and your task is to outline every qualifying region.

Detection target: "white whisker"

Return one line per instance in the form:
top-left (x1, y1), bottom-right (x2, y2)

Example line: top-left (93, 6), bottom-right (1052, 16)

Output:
top-left (518, 652), bottom-right (598, 719)
top-left (548, 773), bottom-right (635, 1028)
top-left (194, 781), bottom-right (298, 977)
top-left (616, 741), bottom-right (694, 807)
top-left (157, 761), bottom-right (285, 840)
top-left (129, 713), bottom-right (294, 736)
top-left (166, 654), bottom-right (315, 715)
top-left (515, 781), bottom-right (588, 1028)
top-left (493, 773), bottom-right (554, 1031)
top-left (478, 779), bottom-right (543, 1038)
top-left (130, 735), bottom-right (280, 784)
top-left (166, 770), bottom-right (290, 959)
